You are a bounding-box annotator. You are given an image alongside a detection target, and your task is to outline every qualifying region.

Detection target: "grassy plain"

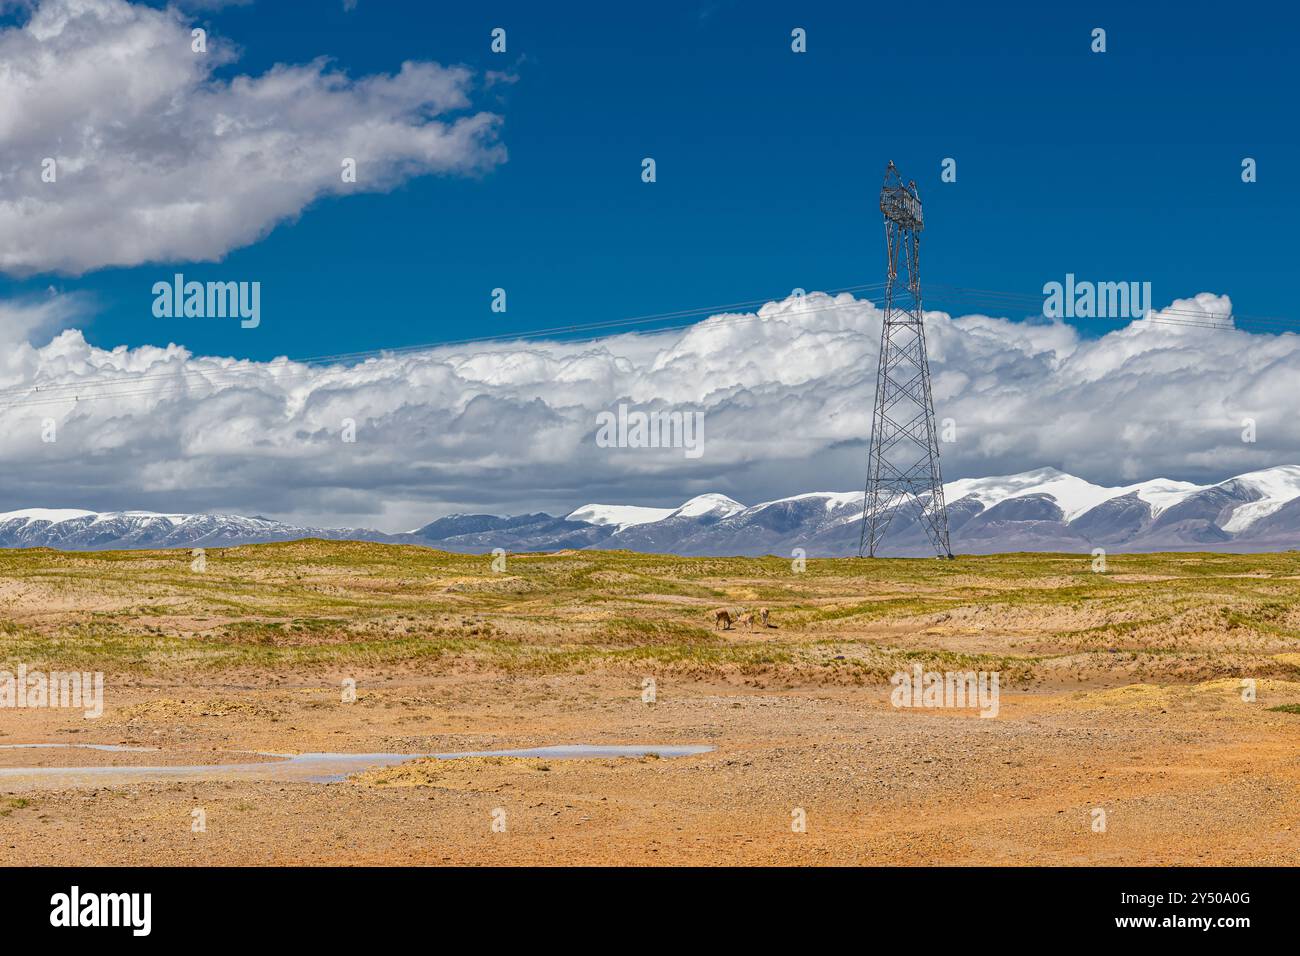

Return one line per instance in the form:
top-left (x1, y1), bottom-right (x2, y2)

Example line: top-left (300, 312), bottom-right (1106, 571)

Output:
top-left (1, 542), bottom-right (1298, 864)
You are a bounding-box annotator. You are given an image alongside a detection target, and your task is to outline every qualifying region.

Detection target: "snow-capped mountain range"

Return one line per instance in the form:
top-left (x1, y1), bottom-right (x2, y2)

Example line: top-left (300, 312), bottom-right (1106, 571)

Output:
top-left (7, 466), bottom-right (1300, 556)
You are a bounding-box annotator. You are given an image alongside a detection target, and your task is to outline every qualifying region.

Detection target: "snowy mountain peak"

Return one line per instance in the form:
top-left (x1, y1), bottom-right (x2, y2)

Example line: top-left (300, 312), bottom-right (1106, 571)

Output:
top-left (1218, 465), bottom-right (1300, 532)
top-left (753, 490), bottom-right (864, 511)
top-left (943, 468), bottom-right (1119, 521)
top-left (564, 503), bottom-right (675, 530)
top-left (1121, 478), bottom-right (1205, 518)
top-left (669, 494), bottom-right (746, 519)
top-left (0, 508), bottom-right (97, 524)
top-left (10, 464), bottom-right (1300, 555)
top-left (0, 508), bottom-right (355, 551)
top-left (942, 469), bottom-right (1218, 524)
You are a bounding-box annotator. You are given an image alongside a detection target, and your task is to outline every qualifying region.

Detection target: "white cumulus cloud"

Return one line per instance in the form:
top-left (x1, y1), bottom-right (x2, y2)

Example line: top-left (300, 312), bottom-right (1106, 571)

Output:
top-left (0, 289), bottom-right (1294, 531)
top-left (0, 0), bottom-right (505, 275)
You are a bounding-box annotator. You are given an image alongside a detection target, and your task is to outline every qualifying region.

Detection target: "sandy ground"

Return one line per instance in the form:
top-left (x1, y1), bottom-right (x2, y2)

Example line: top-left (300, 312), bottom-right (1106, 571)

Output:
top-left (2, 671), bottom-right (1297, 865)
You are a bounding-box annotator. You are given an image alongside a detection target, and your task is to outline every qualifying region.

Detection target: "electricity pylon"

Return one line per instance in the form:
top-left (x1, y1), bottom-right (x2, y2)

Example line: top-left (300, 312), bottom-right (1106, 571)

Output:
top-left (859, 161), bottom-right (953, 559)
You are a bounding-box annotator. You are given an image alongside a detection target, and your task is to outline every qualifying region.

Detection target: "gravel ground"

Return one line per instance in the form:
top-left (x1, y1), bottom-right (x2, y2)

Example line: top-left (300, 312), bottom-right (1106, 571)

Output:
top-left (2, 672), bottom-right (1297, 865)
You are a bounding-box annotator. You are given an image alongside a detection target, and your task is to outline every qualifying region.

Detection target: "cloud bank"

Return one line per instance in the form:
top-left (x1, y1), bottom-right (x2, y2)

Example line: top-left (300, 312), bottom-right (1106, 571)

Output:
top-left (0, 289), bottom-right (1292, 531)
top-left (0, 0), bottom-right (505, 275)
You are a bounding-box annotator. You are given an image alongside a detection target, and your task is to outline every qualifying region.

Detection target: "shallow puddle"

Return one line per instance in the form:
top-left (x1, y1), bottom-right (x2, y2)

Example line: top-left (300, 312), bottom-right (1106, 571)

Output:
top-left (0, 743), bottom-right (715, 790)
top-left (0, 743), bottom-right (157, 753)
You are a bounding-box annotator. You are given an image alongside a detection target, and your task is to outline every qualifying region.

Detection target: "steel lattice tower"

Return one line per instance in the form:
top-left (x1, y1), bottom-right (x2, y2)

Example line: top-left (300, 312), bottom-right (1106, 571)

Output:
top-left (859, 161), bottom-right (953, 559)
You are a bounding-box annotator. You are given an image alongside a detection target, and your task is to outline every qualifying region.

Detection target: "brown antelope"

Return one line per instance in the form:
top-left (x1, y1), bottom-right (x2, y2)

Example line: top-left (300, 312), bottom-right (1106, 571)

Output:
top-left (735, 611), bottom-right (755, 630)
top-left (713, 608), bottom-right (733, 630)
top-left (759, 607), bottom-right (770, 628)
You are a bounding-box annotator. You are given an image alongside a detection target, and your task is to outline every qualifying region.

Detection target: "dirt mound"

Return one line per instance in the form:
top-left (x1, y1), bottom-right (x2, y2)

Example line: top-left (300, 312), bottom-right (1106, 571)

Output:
top-left (1070, 677), bottom-right (1300, 711)
top-left (348, 755), bottom-right (561, 790)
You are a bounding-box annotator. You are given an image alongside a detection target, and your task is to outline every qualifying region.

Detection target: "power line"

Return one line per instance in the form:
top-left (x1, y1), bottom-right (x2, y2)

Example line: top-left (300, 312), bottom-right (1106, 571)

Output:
top-left (0, 282), bottom-right (890, 410)
top-left (0, 279), bottom-right (1293, 412)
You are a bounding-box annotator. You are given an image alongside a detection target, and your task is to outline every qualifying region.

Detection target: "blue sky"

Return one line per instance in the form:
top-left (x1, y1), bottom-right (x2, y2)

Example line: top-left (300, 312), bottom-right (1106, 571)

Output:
top-left (3, 0), bottom-right (1295, 361)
